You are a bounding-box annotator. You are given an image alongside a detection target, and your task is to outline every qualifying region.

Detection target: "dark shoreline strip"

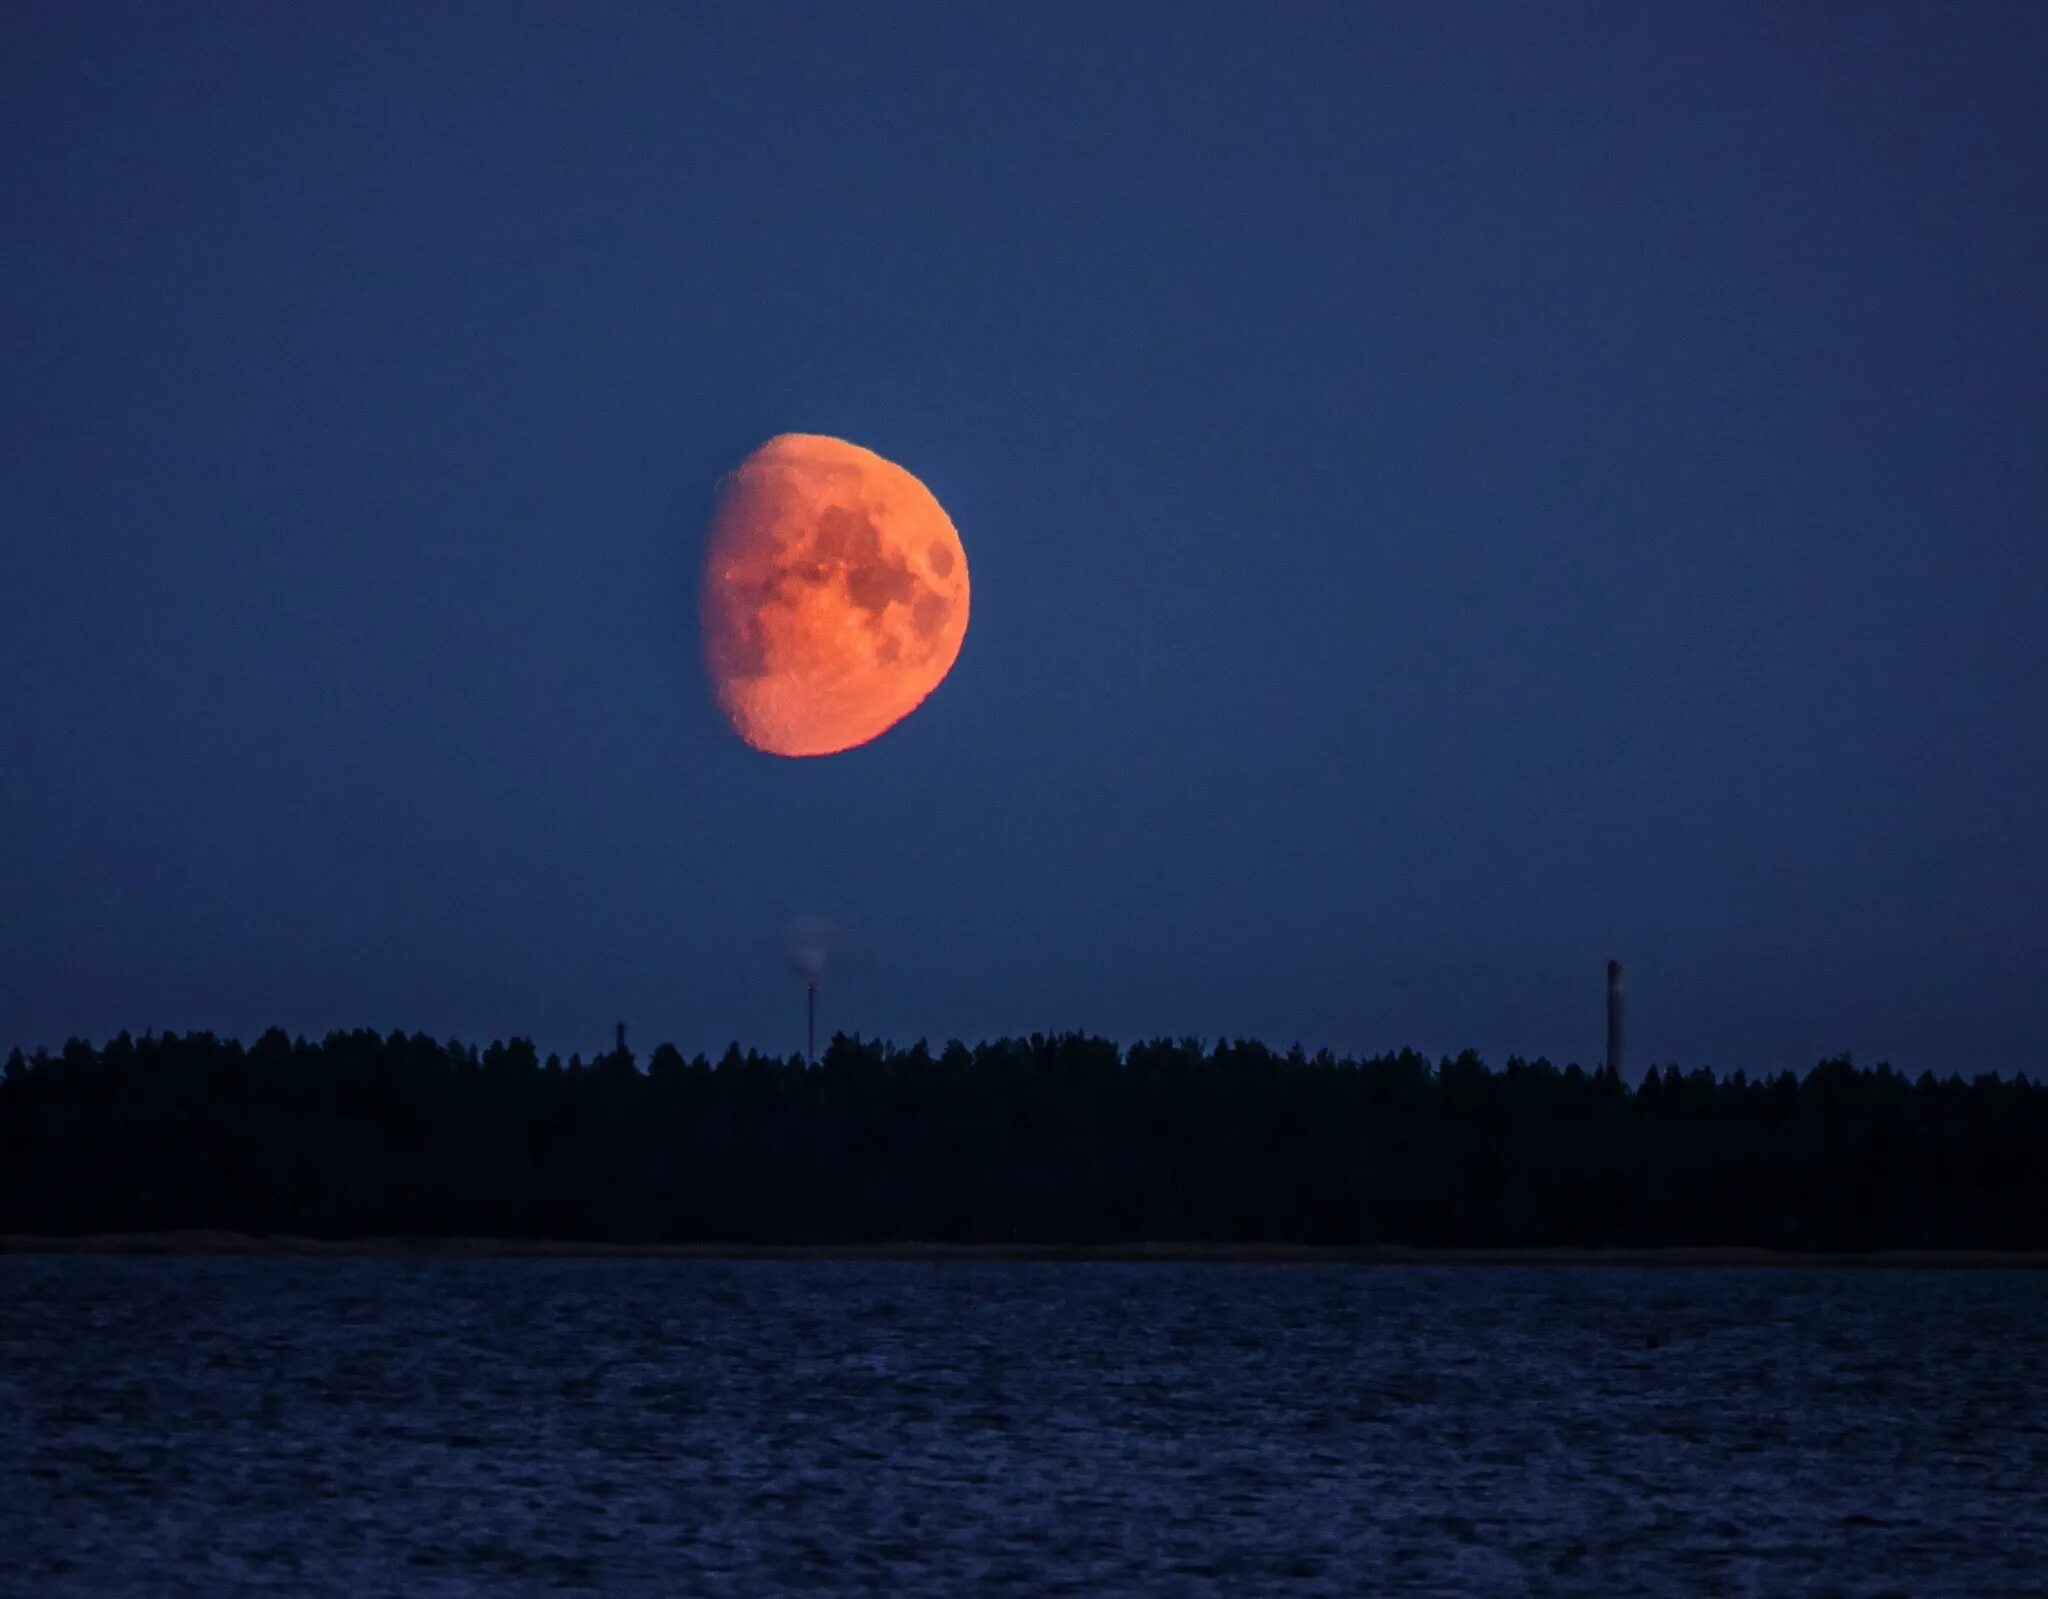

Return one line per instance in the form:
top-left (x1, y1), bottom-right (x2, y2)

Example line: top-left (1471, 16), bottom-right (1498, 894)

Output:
top-left (4, 1233), bottom-right (2045, 1268)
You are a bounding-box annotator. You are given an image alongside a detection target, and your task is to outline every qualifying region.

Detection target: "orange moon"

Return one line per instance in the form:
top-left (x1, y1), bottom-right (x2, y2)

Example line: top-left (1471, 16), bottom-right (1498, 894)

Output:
top-left (700, 434), bottom-right (970, 757)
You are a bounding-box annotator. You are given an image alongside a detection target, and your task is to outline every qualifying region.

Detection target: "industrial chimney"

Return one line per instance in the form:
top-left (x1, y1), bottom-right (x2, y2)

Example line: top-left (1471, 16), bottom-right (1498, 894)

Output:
top-left (806, 980), bottom-right (818, 1067)
top-left (614, 1021), bottom-right (626, 1059)
top-left (1605, 960), bottom-right (1624, 1081)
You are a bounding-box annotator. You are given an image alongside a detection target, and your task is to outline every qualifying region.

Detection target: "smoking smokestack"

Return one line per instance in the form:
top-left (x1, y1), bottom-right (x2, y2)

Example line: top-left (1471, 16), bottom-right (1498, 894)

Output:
top-left (615, 1021), bottom-right (626, 1058)
top-left (785, 915), bottom-right (836, 1068)
top-left (1605, 960), bottom-right (1623, 1081)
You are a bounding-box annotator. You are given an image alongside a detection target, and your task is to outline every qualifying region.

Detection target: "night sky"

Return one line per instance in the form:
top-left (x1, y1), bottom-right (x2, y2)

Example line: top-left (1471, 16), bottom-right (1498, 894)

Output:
top-left (4, 5), bottom-right (2044, 1076)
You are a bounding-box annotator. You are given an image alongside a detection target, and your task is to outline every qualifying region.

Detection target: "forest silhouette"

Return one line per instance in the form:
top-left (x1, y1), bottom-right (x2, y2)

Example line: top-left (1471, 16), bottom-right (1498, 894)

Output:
top-left (3, 1031), bottom-right (2044, 1249)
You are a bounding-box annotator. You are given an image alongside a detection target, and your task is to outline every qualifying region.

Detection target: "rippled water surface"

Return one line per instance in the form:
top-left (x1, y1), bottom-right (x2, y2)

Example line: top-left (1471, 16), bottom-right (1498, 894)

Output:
top-left (3, 1259), bottom-right (2045, 1596)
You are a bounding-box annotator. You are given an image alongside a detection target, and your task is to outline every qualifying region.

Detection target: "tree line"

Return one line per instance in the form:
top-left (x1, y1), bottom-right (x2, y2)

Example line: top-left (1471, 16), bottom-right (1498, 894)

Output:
top-left (2, 1030), bottom-right (2044, 1248)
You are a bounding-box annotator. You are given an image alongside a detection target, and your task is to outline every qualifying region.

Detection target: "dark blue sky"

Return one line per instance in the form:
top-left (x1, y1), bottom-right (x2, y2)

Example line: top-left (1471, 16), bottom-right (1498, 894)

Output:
top-left (5, 4), bottom-right (2044, 1075)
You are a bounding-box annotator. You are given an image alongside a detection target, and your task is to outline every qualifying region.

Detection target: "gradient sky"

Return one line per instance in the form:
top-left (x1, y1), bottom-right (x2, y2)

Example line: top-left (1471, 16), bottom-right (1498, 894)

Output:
top-left (4, 4), bottom-right (2044, 1075)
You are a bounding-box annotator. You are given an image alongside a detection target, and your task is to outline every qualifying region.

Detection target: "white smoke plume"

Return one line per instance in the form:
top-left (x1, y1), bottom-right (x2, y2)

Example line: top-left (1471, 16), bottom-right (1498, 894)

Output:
top-left (784, 916), bottom-right (837, 982)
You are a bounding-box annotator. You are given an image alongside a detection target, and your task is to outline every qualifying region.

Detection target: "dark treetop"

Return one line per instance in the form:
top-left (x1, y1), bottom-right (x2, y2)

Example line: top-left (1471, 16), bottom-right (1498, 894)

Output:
top-left (4, 1031), bottom-right (2044, 1249)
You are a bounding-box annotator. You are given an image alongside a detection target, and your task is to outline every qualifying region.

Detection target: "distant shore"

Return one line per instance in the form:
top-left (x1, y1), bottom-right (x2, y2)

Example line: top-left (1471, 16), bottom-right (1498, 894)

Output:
top-left (4, 1231), bottom-right (2045, 1267)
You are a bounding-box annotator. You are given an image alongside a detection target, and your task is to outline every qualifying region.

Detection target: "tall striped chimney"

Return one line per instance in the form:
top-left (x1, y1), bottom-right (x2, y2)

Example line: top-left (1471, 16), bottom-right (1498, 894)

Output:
top-left (1605, 960), bottom-right (1624, 1080)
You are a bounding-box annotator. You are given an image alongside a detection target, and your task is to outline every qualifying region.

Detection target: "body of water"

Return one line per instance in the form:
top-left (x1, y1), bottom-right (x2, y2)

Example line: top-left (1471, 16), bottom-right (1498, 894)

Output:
top-left (3, 1259), bottom-right (2044, 1595)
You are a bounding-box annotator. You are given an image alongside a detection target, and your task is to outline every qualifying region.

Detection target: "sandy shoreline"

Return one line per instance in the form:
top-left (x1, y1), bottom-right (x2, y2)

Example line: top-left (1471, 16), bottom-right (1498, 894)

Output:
top-left (3, 1231), bottom-right (2044, 1268)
